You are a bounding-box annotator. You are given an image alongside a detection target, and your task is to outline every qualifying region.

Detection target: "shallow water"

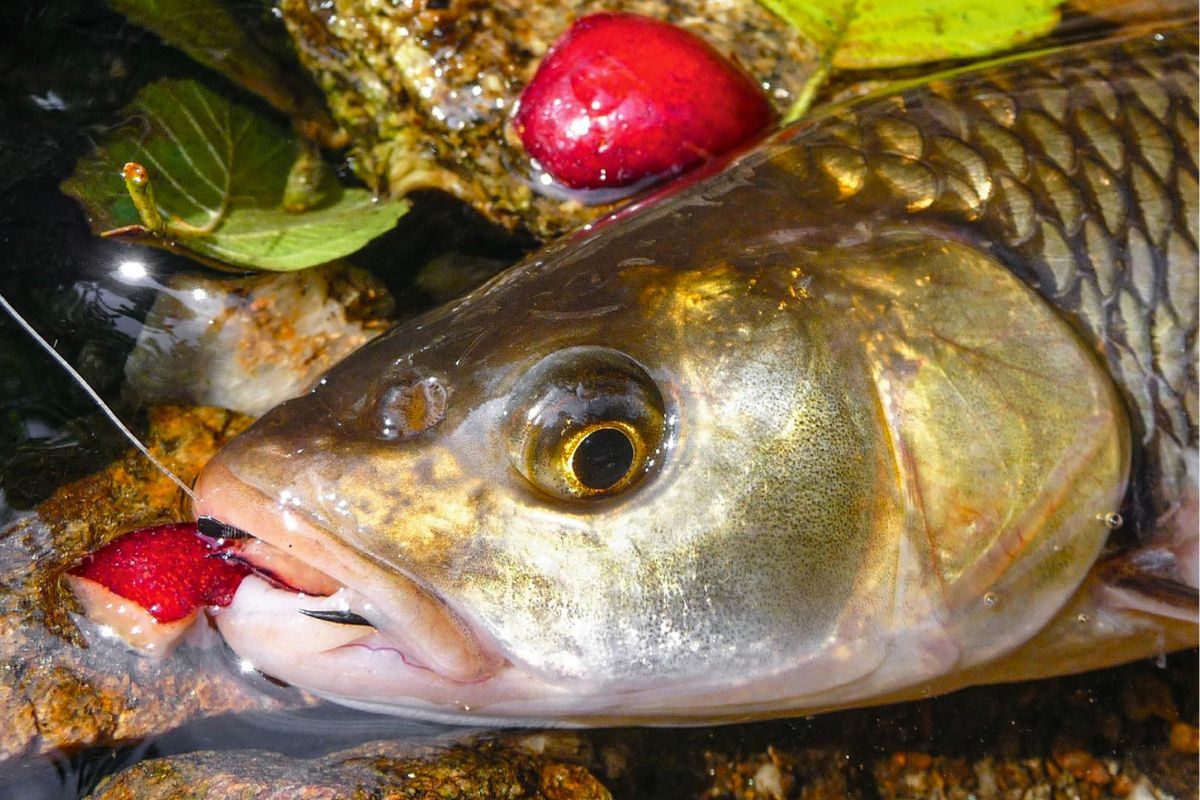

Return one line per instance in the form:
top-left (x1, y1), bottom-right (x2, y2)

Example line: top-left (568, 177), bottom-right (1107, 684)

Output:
top-left (8, 706), bottom-right (470, 799)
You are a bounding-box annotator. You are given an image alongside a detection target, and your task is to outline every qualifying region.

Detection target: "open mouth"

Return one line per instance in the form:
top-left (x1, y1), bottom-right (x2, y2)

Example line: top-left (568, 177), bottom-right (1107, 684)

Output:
top-left (189, 459), bottom-right (553, 715)
top-left (199, 515), bottom-right (378, 637)
top-left (195, 512), bottom-right (494, 682)
top-left (197, 515), bottom-right (372, 629)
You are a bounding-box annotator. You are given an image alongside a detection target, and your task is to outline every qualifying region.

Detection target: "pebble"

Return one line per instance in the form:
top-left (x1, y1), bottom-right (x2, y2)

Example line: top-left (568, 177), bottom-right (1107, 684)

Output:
top-left (1168, 721), bottom-right (1199, 754)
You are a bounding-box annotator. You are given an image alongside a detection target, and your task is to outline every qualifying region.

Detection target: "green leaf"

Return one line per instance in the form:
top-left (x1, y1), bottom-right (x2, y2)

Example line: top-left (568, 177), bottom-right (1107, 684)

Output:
top-left (62, 80), bottom-right (409, 272)
top-left (108, 0), bottom-right (343, 147)
top-left (761, 0), bottom-right (1063, 70)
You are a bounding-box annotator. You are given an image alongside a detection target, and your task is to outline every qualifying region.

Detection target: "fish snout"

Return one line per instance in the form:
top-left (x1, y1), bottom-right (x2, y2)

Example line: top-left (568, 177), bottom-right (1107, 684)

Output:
top-left (192, 457), bottom-right (504, 685)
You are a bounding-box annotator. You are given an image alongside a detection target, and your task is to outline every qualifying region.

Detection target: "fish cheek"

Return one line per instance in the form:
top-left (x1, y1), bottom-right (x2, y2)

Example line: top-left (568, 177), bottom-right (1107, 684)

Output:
top-left (337, 407), bottom-right (516, 558)
top-left (459, 314), bottom-right (899, 686)
top-left (692, 321), bottom-right (902, 667)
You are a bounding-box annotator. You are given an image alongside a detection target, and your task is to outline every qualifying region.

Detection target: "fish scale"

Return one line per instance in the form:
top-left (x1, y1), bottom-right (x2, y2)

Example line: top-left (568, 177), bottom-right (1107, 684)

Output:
top-left (774, 25), bottom-right (1198, 538)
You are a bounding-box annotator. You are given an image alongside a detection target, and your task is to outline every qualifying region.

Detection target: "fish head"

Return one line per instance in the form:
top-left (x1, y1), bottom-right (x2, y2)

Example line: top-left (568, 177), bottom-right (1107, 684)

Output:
top-left (195, 189), bottom-right (1128, 724)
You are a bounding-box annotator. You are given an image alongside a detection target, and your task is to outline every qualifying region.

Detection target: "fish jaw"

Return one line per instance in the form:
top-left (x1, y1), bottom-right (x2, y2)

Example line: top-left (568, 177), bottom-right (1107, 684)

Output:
top-left (193, 458), bottom-right (512, 691)
top-left (212, 577), bottom-right (567, 722)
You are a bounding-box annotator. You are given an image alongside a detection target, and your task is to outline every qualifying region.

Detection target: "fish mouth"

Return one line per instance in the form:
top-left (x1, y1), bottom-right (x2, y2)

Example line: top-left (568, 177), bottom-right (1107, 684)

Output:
top-left (192, 459), bottom-right (549, 715)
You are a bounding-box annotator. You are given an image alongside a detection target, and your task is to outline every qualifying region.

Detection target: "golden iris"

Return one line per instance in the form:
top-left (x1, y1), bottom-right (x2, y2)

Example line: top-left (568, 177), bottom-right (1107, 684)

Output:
top-left (505, 347), bottom-right (666, 501)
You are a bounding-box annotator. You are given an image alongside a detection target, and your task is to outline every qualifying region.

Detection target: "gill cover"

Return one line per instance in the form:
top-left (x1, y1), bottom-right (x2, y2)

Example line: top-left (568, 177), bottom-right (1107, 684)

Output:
top-left (801, 232), bottom-right (1128, 682)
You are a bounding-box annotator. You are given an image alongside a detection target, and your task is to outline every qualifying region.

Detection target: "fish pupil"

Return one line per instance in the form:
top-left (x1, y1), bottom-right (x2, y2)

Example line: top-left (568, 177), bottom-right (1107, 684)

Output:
top-left (572, 426), bottom-right (635, 490)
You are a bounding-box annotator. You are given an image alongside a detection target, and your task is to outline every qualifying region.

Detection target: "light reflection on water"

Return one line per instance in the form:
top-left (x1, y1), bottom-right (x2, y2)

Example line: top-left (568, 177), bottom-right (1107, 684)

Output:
top-left (7, 703), bottom-right (470, 800)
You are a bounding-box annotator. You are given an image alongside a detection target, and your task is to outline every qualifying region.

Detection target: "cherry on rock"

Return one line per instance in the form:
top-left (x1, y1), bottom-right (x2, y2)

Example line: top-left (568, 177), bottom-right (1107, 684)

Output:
top-left (513, 13), bottom-right (774, 191)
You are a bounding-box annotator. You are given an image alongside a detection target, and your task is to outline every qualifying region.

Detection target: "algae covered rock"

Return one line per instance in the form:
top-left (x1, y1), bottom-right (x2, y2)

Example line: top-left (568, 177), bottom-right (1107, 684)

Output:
top-left (278, 0), bottom-right (817, 238)
top-left (0, 406), bottom-right (315, 765)
top-left (89, 736), bottom-right (611, 800)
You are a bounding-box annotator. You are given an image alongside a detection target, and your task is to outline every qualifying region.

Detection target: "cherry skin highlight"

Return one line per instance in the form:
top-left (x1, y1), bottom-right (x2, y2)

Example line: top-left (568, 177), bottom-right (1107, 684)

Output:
top-left (513, 12), bottom-right (774, 191)
top-left (70, 522), bottom-right (249, 623)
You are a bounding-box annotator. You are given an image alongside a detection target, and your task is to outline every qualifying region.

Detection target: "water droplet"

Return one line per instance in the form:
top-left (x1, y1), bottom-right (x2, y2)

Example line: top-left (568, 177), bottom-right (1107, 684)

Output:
top-left (983, 592), bottom-right (1001, 609)
top-left (1100, 512), bottom-right (1124, 529)
top-left (1076, 613), bottom-right (1090, 624)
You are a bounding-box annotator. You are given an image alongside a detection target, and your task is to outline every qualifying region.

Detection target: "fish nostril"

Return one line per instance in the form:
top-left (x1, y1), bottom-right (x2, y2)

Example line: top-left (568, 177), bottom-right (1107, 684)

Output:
top-left (372, 375), bottom-right (448, 440)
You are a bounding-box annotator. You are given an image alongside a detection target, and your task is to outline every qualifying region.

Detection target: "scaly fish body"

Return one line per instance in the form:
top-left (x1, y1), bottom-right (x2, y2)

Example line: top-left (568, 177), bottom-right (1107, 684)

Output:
top-left (194, 26), bottom-right (1199, 725)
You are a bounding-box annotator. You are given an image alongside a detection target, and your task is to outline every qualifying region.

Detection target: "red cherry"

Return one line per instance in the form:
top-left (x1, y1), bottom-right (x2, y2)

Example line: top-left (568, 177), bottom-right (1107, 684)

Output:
top-left (70, 522), bottom-right (249, 623)
top-left (513, 12), bottom-right (774, 191)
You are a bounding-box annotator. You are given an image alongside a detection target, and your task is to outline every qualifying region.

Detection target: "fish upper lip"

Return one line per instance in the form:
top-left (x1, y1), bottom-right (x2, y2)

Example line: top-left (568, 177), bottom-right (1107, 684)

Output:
top-left (193, 459), bottom-right (505, 684)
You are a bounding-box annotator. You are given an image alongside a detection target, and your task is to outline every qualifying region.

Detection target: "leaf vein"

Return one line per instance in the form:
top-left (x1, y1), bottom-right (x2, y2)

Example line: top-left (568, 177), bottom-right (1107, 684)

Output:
top-left (129, 140), bottom-right (222, 224)
top-left (137, 103), bottom-right (226, 200)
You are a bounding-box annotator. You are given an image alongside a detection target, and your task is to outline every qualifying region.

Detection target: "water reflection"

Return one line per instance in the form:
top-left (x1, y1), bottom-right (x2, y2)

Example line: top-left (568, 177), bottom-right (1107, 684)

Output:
top-left (8, 704), bottom-right (469, 800)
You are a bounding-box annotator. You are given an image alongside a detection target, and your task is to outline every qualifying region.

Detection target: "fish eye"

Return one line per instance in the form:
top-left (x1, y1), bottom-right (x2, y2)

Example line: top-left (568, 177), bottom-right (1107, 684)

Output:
top-left (505, 347), bottom-right (666, 501)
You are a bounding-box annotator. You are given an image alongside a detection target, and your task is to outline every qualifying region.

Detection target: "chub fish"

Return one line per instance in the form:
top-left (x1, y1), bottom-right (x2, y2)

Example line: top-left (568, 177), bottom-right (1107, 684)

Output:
top-left (194, 24), bottom-right (1199, 725)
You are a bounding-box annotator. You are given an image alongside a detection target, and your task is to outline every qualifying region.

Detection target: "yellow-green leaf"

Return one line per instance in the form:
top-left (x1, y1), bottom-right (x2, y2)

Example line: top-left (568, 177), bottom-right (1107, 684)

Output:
top-left (760, 0), bottom-right (1064, 69)
top-left (61, 80), bottom-right (408, 272)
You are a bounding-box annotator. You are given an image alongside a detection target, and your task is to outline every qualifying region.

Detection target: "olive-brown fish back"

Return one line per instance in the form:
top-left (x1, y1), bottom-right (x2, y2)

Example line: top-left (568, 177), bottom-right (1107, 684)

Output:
top-left (767, 24), bottom-right (1198, 542)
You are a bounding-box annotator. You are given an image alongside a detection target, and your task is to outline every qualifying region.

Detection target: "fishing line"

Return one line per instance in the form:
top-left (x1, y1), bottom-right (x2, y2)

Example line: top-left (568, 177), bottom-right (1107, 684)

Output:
top-left (0, 291), bottom-right (198, 502)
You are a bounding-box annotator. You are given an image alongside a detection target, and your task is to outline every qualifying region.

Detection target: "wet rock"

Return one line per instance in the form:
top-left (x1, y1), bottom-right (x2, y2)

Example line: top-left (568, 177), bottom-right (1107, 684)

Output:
top-left (701, 747), bottom-right (843, 800)
top-left (124, 264), bottom-right (395, 417)
top-left (0, 406), bottom-right (316, 765)
top-left (279, 0), bottom-right (817, 238)
top-left (88, 737), bottom-right (611, 800)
